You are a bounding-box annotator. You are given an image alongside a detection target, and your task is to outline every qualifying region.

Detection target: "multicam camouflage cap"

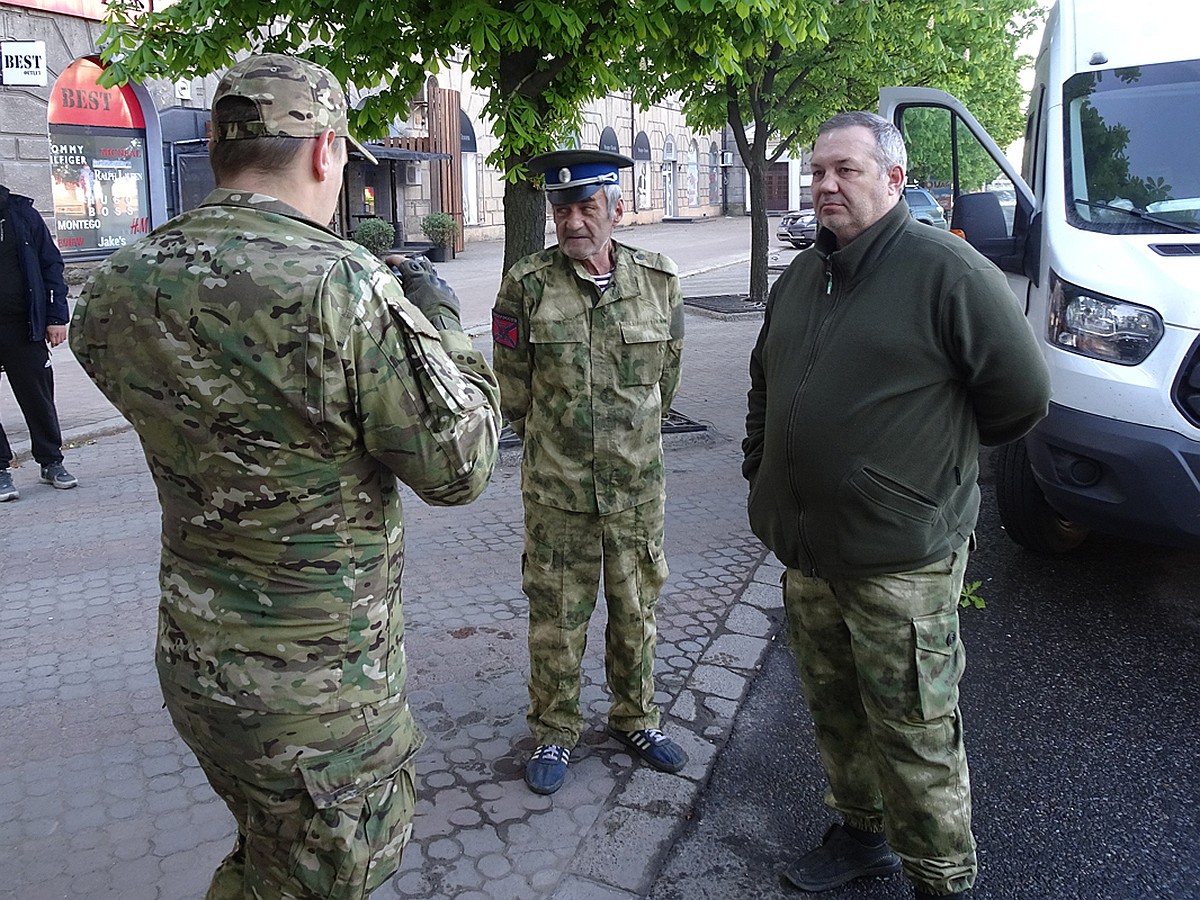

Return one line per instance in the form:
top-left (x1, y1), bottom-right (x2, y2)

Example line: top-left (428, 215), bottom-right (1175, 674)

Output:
top-left (212, 53), bottom-right (377, 164)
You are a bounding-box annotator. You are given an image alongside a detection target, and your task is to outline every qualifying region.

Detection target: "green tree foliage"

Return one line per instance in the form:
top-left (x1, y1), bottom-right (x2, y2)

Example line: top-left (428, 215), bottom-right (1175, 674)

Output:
top-left (96, 0), bottom-right (786, 270)
top-left (641, 0), bottom-right (1041, 302)
top-left (902, 107), bottom-right (1008, 193)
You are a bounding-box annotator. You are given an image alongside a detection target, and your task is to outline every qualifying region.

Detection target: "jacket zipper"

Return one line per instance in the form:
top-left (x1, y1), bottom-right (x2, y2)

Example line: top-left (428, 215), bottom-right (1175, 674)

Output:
top-left (786, 258), bottom-right (838, 577)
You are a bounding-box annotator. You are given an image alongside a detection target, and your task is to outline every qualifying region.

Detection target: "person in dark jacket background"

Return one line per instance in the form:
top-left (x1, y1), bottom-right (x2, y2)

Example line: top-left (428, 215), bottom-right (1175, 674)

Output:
top-left (742, 112), bottom-right (1051, 899)
top-left (0, 184), bottom-right (77, 501)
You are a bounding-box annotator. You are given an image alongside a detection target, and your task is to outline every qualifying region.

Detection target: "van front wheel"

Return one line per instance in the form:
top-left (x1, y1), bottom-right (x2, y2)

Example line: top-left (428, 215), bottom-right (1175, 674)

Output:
top-left (995, 439), bottom-right (1089, 554)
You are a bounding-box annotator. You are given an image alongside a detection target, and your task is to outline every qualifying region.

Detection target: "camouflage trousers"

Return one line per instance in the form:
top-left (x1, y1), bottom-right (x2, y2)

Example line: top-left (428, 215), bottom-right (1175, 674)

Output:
top-left (161, 681), bottom-right (421, 900)
top-left (782, 545), bottom-right (977, 895)
top-left (522, 496), bottom-right (670, 747)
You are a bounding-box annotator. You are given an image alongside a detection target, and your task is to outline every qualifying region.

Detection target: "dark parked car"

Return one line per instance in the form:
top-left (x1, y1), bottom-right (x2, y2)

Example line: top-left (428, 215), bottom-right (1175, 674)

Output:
top-left (777, 208), bottom-right (818, 248)
top-left (905, 186), bottom-right (949, 229)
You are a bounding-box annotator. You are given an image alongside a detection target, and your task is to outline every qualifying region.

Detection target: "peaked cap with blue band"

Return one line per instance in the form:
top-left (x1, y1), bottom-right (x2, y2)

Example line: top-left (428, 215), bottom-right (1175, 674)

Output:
top-left (528, 149), bottom-right (634, 205)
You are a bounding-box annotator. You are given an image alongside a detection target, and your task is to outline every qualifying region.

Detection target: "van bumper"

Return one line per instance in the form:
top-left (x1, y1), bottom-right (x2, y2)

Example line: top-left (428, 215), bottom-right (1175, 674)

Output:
top-left (1025, 403), bottom-right (1200, 548)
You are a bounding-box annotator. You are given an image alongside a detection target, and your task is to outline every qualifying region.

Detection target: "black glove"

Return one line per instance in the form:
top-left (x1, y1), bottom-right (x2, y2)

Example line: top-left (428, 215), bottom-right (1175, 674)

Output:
top-left (389, 256), bottom-right (462, 333)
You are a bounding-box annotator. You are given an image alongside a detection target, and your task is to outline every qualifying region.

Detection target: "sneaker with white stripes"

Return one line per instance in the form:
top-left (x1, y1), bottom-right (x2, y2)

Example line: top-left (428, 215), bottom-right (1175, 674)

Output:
top-left (525, 744), bottom-right (570, 795)
top-left (607, 726), bottom-right (688, 773)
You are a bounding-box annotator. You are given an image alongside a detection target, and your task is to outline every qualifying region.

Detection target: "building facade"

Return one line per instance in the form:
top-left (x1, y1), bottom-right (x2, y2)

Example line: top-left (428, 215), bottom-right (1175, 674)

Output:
top-left (2, 1), bottom-right (738, 265)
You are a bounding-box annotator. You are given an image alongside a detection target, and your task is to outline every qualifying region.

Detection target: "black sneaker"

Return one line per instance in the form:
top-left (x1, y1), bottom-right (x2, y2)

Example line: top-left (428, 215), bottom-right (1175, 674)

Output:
top-left (607, 725), bottom-right (688, 773)
top-left (0, 469), bottom-right (17, 502)
top-left (524, 744), bottom-right (570, 795)
top-left (783, 824), bottom-right (902, 892)
top-left (39, 462), bottom-right (77, 490)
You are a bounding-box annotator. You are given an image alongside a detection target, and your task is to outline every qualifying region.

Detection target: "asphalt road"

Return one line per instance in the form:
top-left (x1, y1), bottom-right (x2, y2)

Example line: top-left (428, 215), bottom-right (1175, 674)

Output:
top-left (649, 482), bottom-right (1200, 900)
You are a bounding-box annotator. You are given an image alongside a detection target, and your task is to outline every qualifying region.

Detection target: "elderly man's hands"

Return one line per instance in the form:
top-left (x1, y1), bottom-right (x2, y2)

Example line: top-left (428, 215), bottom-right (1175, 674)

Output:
top-left (385, 254), bottom-right (462, 333)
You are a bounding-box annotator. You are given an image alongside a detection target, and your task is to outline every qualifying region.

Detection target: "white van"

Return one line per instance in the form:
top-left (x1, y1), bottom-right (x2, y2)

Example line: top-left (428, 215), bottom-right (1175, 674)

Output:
top-left (880, 0), bottom-right (1200, 553)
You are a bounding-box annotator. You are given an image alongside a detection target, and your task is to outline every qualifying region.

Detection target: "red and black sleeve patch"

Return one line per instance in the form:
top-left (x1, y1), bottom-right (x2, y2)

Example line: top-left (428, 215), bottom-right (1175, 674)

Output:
top-left (492, 311), bottom-right (519, 349)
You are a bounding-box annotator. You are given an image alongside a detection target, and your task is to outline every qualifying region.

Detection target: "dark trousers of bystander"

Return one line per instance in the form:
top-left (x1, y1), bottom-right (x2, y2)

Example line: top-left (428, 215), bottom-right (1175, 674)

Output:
top-left (0, 326), bottom-right (64, 466)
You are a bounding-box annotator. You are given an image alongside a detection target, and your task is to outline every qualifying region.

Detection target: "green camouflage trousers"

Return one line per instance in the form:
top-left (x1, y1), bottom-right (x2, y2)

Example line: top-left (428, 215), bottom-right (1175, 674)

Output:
top-left (161, 682), bottom-right (421, 900)
top-left (523, 496), bottom-right (669, 747)
top-left (782, 545), bottom-right (977, 895)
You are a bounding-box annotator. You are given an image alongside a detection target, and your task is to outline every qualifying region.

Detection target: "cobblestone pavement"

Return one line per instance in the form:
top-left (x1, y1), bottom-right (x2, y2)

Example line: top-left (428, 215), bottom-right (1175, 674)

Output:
top-left (1, 221), bottom-right (801, 900)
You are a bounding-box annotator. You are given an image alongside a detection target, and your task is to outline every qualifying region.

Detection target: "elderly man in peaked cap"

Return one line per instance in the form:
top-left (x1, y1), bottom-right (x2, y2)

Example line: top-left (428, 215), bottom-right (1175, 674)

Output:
top-left (491, 148), bottom-right (688, 795)
top-left (71, 53), bottom-right (501, 898)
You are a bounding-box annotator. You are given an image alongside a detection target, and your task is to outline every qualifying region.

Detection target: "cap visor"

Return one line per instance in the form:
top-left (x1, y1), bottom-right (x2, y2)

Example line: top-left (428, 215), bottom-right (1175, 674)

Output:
top-left (547, 183), bottom-right (605, 205)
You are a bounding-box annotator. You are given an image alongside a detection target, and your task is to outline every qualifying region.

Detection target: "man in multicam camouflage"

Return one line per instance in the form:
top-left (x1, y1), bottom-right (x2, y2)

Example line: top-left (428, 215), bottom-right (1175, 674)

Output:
top-left (491, 149), bottom-right (688, 796)
top-left (71, 53), bottom-right (500, 899)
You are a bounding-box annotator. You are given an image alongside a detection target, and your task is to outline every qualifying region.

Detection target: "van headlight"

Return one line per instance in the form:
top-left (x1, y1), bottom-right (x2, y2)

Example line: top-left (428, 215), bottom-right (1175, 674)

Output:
top-left (1047, 274), bottom-right (1163, 365)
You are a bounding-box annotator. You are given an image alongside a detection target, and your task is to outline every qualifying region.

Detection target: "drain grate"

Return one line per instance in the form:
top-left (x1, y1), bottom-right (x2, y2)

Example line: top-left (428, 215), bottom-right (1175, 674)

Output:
top-left (683, 294), bottom-right (765, 316)
top-left (664, 408), bottom-right (708, 434)
top-left (499, 408), bottom-right (708, 449)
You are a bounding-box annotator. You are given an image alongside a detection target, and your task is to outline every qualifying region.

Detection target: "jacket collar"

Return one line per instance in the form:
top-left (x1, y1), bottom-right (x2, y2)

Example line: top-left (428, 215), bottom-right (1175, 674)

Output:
top-left (565, 239), bottom-right (641, 305)
top-left (198, 187), bottom-right (336, 235)
top-left (816, 199), bottom-right (911, 289)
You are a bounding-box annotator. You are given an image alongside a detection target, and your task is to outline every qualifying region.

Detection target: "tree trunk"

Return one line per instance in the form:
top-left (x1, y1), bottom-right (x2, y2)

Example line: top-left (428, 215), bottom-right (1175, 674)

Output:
top-left (746, 155), bottom-right (771, 304)
top-left (502, 176), bottom-right (547, 274)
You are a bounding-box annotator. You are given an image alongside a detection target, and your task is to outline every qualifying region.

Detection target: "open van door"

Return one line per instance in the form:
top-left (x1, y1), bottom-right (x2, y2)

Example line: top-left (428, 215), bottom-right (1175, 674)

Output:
top-left (879, 87), bottom-right (1040, 300)
top-left (881, 87), bottom-right (1092, 554)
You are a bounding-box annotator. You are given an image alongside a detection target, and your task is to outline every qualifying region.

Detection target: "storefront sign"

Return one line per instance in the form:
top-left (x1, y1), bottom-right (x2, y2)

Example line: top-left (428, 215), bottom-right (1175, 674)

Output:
top-left (1, 40), bottom-right (47, 86)
top-left (48, 57), bottom-right (151, 257)
top-left (48, 130), bottom-right (151, 253)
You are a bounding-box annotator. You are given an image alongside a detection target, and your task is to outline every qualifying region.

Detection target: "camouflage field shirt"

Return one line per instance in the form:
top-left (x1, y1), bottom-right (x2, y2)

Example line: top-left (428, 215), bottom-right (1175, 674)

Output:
top-left (492, 241), bottom-right (683, 514)
top-left (72, 189), bottom-right (500, 714)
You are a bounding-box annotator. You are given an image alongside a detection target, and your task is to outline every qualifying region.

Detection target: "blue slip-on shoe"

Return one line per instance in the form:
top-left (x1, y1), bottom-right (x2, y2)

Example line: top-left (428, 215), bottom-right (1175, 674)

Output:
top-left (524, 744), bottom-right (570, 795)
top-left (783, 824), bottom-right (901, 892)
top-left (607, 726), bottom-right (688, 774)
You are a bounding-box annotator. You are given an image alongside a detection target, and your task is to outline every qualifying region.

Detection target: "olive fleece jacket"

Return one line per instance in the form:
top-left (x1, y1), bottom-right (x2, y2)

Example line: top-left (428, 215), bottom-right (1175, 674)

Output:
top-left (743, 200), bottom-right (1051, 578)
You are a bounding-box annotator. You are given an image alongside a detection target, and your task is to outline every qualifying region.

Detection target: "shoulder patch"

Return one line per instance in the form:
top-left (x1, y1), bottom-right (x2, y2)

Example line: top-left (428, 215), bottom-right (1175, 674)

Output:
top-left (492, 310), bottom-right (519, 349)
top-left (508, 249), bottom-right (556, 280)
top-left (627, 246), bottom-right (679, 276)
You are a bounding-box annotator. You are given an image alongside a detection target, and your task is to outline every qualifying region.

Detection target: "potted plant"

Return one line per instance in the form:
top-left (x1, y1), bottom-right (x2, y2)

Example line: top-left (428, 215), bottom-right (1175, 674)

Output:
top-left (352, 217), bottom-right (395, 257)
top-left (421, 211), bottom-right (458, 262)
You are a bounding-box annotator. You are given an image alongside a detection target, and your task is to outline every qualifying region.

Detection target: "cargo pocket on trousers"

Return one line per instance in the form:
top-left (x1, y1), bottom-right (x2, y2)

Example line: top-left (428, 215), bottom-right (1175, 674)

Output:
top-left (522, 538), bottom-right (557, 593)
top-left (291, 740), bottom-right (419, 898)
top-left (912, 610), bottom-right (965, 722)
top-left (647, 535), bottom-right (669, 582)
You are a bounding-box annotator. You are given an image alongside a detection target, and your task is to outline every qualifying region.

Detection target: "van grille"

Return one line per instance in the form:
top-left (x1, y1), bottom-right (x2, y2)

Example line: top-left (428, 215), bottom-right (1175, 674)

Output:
top-left (1174, 336), bottom-right (1200, 428)
top-left (1150, 243), bottom-right (1200, 256)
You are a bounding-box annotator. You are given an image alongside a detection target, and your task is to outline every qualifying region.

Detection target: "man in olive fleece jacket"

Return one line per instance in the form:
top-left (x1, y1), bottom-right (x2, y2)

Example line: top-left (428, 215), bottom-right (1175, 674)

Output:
top-left (742, 112), bottom-right (1050, 899)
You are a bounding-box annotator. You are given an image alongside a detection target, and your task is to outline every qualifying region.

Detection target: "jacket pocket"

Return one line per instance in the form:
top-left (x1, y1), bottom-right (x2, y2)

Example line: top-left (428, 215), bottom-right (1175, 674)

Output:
top-left (617, 320), bottom-right (669, 386)
top-left (529, 316), bottom-right (588, 345)
top-left (911, 609), bottom-right (964, 721)
top-left (529, 316), bottom-right (589, 391)
top-left (836, 466), bottom-right (944, 569)
top-left (848, 467), bottom-right (938, 524)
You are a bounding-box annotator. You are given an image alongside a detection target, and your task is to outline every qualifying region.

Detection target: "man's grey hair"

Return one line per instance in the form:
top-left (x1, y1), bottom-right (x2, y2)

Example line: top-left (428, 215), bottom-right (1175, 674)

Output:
top-left (818, 111), bottom-right (907, 175)
top-left (601, 183), bottom-right (622, 216)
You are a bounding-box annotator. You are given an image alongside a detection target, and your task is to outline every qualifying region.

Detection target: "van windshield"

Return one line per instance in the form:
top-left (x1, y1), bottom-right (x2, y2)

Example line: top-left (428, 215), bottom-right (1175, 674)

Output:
top-left (1064, 59), bottom-right (1200, 234)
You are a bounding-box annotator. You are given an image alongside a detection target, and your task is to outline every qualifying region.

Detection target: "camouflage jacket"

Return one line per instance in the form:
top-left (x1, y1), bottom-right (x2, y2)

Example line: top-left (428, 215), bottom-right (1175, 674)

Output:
top-left (71, 189), bottom-right (500, 714)
top-left (491, 241), bottom-right (684, 514)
